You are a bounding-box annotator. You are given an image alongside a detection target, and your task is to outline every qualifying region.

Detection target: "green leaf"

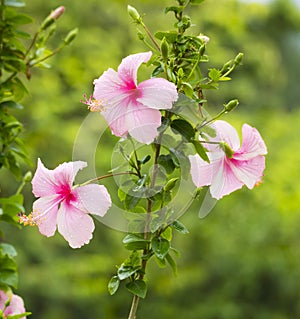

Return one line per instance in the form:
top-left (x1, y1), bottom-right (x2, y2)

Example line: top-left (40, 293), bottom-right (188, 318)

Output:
top-left (0, 101), bottom-right (23, 110)
top-left (151, 237), bottom-right (170, 260)
top-left (155, 31), bottom-right (178, 43)
top-left (190, 0), bottom-right (205, 4)
top-left (166, 253), bottom-right (178, 276)
top-left (171, 220), bottom-right (189, 234)
top-left (126, 280), bottom-right (147, 299)
top-left (191, 140), bottom-right (210, 163)
top-left (161, 226), bottom-right (172, 241)
top-left (157, 154), bottom-right (176, 175)
top-left (139, 155), bottom-right (151, 165)
top-left (181, 82), bottom-right (194, 99)
top-left (117, 264), bottom-right (140, 281)
top-left (108, 276), bottom-right (120, 295)
top-left (171, 119), bottom-right (195, 141)
top-left (0, 245), bottom-right (18, 289)
top-left (208, 68), bottom-right (221, 82)
top-left (7, 312), bottom-right (32, 319)
top-left (155, 255), bottom-right (166, 268)
top-left (8, 14), bottom-right (33, 25)
top-left (4, 0), bottom-right (25, 7)
top-left (0, 243), bottom-right (17, 258)
top-left (123, 234), bottom-right (149, 251)
top-left (124, 193), bottom-right (142, 211)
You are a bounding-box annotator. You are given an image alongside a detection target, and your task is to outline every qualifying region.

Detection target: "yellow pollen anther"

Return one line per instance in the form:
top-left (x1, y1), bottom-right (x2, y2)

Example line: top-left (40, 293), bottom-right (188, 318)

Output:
top-left (81, 94), bottom-right (106, 112)
top-left (18, 213), bottom-right (37, 227)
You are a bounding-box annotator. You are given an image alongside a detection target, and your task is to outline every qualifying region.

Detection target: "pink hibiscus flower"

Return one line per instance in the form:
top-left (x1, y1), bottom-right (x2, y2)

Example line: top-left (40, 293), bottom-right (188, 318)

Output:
top-left (189, 120), bottom-right (267, 199)
top-left (0, 290), bottom-right (27, 319)
top-left (23, 159), bottom-right (111, 248)
top-left (83, 51), bottom-right (178, 144)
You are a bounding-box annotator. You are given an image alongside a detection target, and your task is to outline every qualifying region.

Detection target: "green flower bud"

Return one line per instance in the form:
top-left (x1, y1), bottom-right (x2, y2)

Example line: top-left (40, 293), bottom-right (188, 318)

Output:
top-left (234, 52), bottom-right (244, 65)
top-left (23, 171), bottom-right (33, 182)
top-left (127, 5), bottom-right (142, 23)
top-left (64, 28), bottom-right (78, 45)
top-left (164, 178), bottom-right (179, 192)
top-left (220, 60), bottom-right (232, 73)
top-left (224, 99), bottom-right (239, 112)
top-left (40, 6), bottom-right (65, 31)
top-left (199, 44), bottom-right (206, 56)
top-left (40, 16), bottom-right (55, 31)
top-left (49, 6), bottom-right (65, 20)
top-left (161, 37), bottom-right (168, 61)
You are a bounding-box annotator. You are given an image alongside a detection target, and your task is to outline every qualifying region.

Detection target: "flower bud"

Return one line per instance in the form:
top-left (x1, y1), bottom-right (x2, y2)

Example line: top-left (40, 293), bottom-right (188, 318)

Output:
top-left (64, 28), bottom-right (78, 45)
top-left (234, 52), bottom-right (244, 65)
top-left (49, 6), bottom-right (65, 20)
top-left (161, 37), bottom-right (168, 61)
top-left (127, 5), bottom-right (142, 23)
top-left (220, 60), bottom-right (232, 73)
top-left (40, 6), bottom-right (65, 31)
top-left (40, 17), bottom-right (55, 31)
top-left (224, 99), bottom-right (239, 113)
top-left (164, 178), bottom-right (179, 192)
top-left (23, 171), bottom-right (33, 182)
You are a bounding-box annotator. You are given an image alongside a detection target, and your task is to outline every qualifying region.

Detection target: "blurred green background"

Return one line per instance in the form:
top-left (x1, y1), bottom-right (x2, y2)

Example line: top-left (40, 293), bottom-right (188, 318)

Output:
top-left (1, 0), bottom-right (300, 318)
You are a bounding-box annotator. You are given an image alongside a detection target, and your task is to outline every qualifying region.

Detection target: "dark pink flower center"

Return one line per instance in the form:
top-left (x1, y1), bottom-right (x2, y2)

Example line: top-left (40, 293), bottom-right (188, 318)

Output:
top-left (57, 184), bottom-right (77, 205)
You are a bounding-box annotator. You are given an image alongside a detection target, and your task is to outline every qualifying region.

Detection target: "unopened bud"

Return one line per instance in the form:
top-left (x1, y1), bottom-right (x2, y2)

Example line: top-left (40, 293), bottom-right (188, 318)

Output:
top-left (199, 44), bottom-right (205, 56)
top-left (224, 99), bottom-right (239, 112)
top-left (64, 28), bottom-right (78, 45)
top-left (220, 60), bottom-right (232, 73)
top-left (127, 5), bottom-right (142, 23)
top-left (164, 178), bottom-right (179, 192)
top-left (24, 171), bottom-right (33, 182)
top-left (234, 52), bottom-right (244, 65)
top-left (40, 6), bottom-right (65, 31)
top-left (161, 37), bottom-right (168, 61)
top-left (49, 6), bottom-right (65, 20)
top-left (40, 17), bottom-right (55, 31)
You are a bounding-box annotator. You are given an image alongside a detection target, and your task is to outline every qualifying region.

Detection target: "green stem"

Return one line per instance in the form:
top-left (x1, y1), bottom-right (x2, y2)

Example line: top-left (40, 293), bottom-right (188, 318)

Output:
top-left (140, 21), bottom-right (160, 52)
top-left (128, 295), bottom-right (140, 319)
top-left (28, 44), bottom-right (65, 67)
top-left (78, 171), bottom-right (138, 187)
top-left (197, 109), bottom-right (226, 130)
top-left (127, 132), bottom-right (163, 319)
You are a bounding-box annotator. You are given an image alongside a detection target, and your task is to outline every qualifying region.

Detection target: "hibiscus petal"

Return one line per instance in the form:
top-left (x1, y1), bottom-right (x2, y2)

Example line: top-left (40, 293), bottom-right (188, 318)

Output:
top-left (93, 68), bottom-right (126, 107)
top-left (74, 184), bottom-right (111, 217)
top-left (102, 100), bottom-right (129, 137)
top-left (235, 124), bottom-right (267, 160)
top-left (126, 103), bottom-right (162, 144)
top-left (189, 154), bottom-right (214, 187)
top-left (230, 156), bottom-right (266, 189)
top-left (210, 158), bottom-right (244, 199)
top-left (137, 78), bottom-right (178, 110)
top-left (57, 202), bottom-right (95, 249)
top-left (118, 51), bottom-right (152, 86)
top-left (53, 161), bottom-right (87, 188)
top-left (32, 195), bottom-right (60, 237)
top-left (32, 158), bottom-right (58, 197)
top-left (211, 120), bottom-right (240, 151)
top-left (5, 294), bottom-right (26, 319)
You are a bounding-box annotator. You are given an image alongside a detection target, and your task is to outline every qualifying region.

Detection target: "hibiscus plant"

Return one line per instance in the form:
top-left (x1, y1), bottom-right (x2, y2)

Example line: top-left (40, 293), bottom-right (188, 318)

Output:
top-left (16, 0), bottom-right (267, 318)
